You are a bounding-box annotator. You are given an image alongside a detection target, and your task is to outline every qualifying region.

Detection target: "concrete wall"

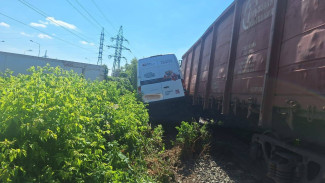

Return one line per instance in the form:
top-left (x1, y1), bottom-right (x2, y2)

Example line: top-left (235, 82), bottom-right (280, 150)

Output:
top-left (0, 51), bottom-right (106, 81)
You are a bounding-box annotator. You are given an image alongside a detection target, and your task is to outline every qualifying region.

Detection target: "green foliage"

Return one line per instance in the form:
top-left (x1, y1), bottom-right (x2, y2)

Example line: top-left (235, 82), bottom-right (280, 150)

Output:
top-left (0, 65), bottom-right (163, 182)
top-left (145, 125), bottom-right (165, 154)
top-left (106, 76), bottom-right (134, 94)
top-left (118, 58), bottom-right (138, 91)
top-left (142, 125), bottom-right (176, 182)
top-left (125, 58), bottom-right (138, 91)
top-left (175, 122), bottom-right (210, 160)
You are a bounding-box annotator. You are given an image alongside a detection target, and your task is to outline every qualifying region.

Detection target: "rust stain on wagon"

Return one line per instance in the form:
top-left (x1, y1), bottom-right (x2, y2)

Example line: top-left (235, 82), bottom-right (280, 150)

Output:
top-left (235, 51), bottom-right (266, 74)
top-left (300, 0), bottom-right (325, 31)
top-left (297, 29), bottom-right (325, 61)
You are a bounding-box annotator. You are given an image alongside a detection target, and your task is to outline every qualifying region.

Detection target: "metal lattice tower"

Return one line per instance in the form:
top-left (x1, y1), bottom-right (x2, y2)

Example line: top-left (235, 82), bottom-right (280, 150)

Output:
top-left (97, 27), bottom-right (104, 65)
top-left (107, 26), bottom-right (130, 76)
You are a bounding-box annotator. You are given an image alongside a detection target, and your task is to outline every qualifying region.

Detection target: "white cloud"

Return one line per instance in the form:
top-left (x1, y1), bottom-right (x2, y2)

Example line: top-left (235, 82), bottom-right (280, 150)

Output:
top-left (38, 33), bottom-right (52, 39)
top-left (39, 20), bottom-right (49, 25)
top-left (80, 41), bottom-right (88, 45)
top-left (80, 41), bottom-right (95, 46)
top-left (30, 22), bottom-right (47, 28)
top-left (0, 22), bottom-right (10, 28)
top-left (46, 17), bottom-right (76, 30)
top-left (20, 32), bottom-right (33, 37)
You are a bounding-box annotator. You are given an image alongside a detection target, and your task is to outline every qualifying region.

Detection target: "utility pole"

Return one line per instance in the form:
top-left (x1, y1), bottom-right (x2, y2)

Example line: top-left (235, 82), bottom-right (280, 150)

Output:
top-left (30, 40), bottom-right (40, 57)
top-left (97, 27), bottom-right (104, 65)
top-left (43, 50), bottom-right (48, 58)
top-left (107, 26), bottom-right (131, 76)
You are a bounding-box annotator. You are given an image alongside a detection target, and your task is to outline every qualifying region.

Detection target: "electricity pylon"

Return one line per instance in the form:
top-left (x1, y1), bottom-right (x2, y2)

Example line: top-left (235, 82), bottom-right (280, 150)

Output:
top-left (107, 26), bottom-right (131, 76)
top-left (97, 27), bottom-right (104, 65)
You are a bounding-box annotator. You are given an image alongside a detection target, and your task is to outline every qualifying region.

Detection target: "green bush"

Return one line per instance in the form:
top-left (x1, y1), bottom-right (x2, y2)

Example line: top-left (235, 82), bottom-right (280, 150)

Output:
top-left (0, 65), bottom-right (162, 182)
top-left (106, 76), bottom-right (134, 94)
top-left (175, 122), bottom-right (209, 160)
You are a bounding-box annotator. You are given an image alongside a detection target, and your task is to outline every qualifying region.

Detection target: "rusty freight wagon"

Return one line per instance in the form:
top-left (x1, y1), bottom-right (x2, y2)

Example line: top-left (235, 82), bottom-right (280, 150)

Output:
top-left (181, 0), bottom-right (325, 182)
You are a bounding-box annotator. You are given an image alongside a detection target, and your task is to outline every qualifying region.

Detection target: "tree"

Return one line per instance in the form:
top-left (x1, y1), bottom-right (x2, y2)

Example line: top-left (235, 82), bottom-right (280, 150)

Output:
top-left (120, 58), bottom-right (137, 91)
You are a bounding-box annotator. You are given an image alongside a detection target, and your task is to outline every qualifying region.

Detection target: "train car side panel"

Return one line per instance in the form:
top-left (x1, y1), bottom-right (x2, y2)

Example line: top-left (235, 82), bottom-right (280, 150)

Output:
top-left (273, 0), bottom-right (325, 147)
top-left (209, 11), bottom-right (234, 99)
top-left (181, 54), bottom-right (187, 79)
top-left (197, 29), bottom-right (214, 98)
top-left (229, 0), bottom-right (275, 120)
top-left (184, 51), bottom-right (193, 92)
top-left (189, 43), bottom-right (202, 95)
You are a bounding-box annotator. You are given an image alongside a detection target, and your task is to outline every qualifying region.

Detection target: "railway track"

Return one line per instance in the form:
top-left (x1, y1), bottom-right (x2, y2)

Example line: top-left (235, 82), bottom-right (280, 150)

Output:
top-left (156, 116), bottom-right (269, 183)
top-left (208, 124), bottom-right (267, 182)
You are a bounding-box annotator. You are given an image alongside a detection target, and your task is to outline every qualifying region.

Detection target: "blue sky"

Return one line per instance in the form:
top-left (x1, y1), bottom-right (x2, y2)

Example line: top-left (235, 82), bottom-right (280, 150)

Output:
top-left (0, 0), bottom-right (233, 71)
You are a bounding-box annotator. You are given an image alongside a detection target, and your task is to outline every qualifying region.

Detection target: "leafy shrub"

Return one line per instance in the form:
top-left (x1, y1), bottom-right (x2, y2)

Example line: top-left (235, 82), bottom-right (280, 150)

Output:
top-left (0, 65), bottom-right (162, 182)
top-left (118, 58), bottom-right (138, 91)
top-left (175, 122), bottom-right (210, 160)
top-left (142, 125), bottom-right (175, 182)
top-left (106, 76), bottom-right (134, 94)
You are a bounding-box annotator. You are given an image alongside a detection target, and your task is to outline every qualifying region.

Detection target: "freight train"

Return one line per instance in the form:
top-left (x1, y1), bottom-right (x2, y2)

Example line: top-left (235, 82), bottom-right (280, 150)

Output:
top-left (181, 0), bottom-right (325, 182)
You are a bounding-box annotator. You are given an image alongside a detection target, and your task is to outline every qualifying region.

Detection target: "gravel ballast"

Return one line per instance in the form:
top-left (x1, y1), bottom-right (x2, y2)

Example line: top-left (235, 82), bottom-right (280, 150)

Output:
top-left (175, 154), bottom-right (257, 183)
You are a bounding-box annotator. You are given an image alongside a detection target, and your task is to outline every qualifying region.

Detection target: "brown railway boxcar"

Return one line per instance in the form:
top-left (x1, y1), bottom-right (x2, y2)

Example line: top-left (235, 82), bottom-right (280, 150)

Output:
top-left (181, 0), bottom-right (325, 182)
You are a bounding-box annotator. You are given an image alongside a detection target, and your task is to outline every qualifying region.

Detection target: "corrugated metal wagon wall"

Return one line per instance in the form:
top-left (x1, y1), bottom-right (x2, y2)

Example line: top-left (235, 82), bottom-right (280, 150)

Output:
top-left (272, 0), bottom-right (325, 147)
top-left (182, 0), bottom-right (325, 148)
top-left (182, 1), bottom-right (325, 182)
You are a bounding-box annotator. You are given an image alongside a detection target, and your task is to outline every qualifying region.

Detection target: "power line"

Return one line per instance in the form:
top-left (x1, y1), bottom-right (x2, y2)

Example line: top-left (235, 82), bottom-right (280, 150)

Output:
top-left (65, 0), bottom-right (101, 30)
top-left (74, 0), bottom-right (102, 28)
top-left (127, 43), bottom-right (137, 59)
top-left (18, 0), bottom-right (97, 47)
top-left (72, 0), bottom-right (112, 37)
top-left (90, 0), bottom-right (117, 32)
top-left (0, 11), bottom-right (96, 53)
top-left (65, 0), bottom-right (112, 38)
